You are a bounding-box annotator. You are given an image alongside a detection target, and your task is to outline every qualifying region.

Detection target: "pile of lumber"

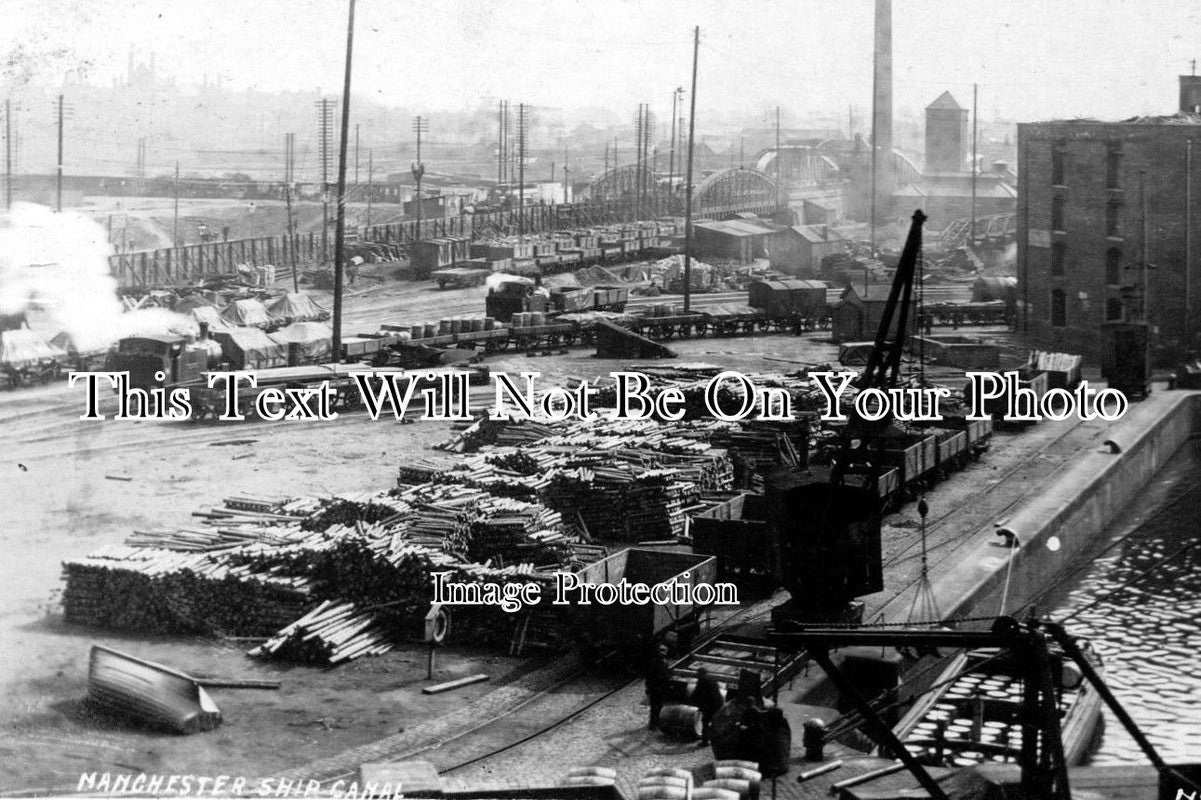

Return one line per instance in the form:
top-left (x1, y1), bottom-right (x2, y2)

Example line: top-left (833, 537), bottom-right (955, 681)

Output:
top-left (249, 600), bottom-right (394, 665)
top-left (62, 544), bottom-right (313, 636)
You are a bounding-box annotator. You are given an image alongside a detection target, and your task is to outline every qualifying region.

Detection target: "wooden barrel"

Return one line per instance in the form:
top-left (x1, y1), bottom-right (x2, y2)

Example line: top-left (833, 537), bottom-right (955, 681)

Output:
top-left (713, 761), bottom-right (759, 772)
top-left (636, 785), bottom-right (688, 800)
top-left (568, 767), bottom-right (618, 780)
top-left (643, 768), bottom-right (693, 781)
top-left (692, 789), bottom-right (739, 800)
top-left (714, 767), bottom-right (760, 782)
top-left (704, 779), bottom-right (751, 798)
top-left (660, 704), bottom-right (703, 740)
top-left (637, 777), bottom-right (690, 794)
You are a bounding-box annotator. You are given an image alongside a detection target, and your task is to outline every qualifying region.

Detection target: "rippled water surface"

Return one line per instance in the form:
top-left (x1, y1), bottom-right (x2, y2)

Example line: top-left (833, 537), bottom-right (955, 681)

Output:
top-left (1049, 440), bottom-right (1201, 765)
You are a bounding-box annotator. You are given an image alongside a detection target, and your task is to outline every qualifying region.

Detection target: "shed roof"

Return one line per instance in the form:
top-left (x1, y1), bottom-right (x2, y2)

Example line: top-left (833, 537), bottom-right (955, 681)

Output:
top-left (791, 225), bottom-right (845, 244)
top-left (754, 278), bottom-right (827, 292)
top-left (695, 219), bottom-right (777, 238)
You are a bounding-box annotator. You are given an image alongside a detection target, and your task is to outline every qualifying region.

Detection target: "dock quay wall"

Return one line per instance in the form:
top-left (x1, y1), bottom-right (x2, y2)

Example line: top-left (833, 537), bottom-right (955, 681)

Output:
top-left (940, 391), bottom-right (1200, 622)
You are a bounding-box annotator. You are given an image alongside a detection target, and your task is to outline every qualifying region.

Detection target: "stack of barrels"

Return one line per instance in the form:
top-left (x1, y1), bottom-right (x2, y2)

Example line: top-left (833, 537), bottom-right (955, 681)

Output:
top-left (636, 768), bottom-right (692, 800)
top-left (560, 766), bottom-right (617, 789)
top-left (698, 760), bottom-right (762, 800)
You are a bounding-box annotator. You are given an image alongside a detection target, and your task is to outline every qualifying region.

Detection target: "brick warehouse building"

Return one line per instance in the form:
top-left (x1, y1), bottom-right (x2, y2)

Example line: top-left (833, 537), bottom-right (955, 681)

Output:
top-left (1017, 75), bottom-right (1201, 361)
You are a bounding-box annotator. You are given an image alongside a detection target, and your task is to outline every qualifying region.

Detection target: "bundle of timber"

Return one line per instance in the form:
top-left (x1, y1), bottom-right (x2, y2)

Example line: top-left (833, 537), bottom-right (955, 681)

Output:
top-left (464, 497), bottom-right (566, 564)
top-left (249, 600), bottom-right (394, 665)
top-left (62, 545), bottom-right (313, 636)
top-left (124, 525), bottom-right (308, 552)
top-left (541, 465), bottom-right (699, 541)
top-left (397, 457), bottom-right (453, 485)
top-left (1027, 349), bottom-right (1083, 390)
top-left (301, 493), bottom-right (412, 532)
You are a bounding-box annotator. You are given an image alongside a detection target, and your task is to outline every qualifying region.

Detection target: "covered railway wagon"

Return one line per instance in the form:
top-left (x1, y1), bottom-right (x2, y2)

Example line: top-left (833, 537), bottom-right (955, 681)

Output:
top-left (568, 548), bottom-right (718, 649)
top-left (747, 278), bottom-right (827, 321)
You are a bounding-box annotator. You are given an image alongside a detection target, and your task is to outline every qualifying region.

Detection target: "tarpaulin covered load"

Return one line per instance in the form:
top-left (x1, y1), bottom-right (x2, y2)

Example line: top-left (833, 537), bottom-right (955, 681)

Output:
top-left (220, 298), bottom-right (273, 329)
top-left (270, 321), bottom-right (333, 363)
top-left (48, 330), bottom-right (107, 357)
top-left (1, 329), bottom-right (67, 368)
top-left (175, 293), bottom-right (217, 314)
top-left (212, 327), bottom-right (287, 370)
top-left (190, 305), bottom-right (231, 332)
top-left (267, 292), bottom-right (328, 323)
top-left (648, 254), bottom-right (716, 290)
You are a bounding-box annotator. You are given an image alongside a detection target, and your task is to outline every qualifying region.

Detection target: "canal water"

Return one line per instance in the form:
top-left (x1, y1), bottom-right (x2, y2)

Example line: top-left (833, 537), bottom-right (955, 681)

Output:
top-left (1047, 438), bottom-right (1201, 765)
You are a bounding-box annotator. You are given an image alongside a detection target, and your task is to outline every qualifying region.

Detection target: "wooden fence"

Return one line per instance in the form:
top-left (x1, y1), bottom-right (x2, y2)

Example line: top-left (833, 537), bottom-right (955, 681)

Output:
top-left (109, 197), bottom-right (681, 288)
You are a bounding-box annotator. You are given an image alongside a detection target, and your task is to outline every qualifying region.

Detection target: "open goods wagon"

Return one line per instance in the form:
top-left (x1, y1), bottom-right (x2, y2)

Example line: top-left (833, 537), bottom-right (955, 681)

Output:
top-left (690, 493), bottom-right (777, 592)
top-left (569, 548), bottom-right (718, 649)
top-left (667, 634), bottom-right (806, 702)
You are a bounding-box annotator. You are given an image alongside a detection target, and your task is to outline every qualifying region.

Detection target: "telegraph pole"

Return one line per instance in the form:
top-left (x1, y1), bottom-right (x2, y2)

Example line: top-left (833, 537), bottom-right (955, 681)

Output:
top-left (668, 88), bottom-right (679, 208)
top-left (1188, 139), bottom-right (1194, 348)
top-left (316, 98), bottom-right (335, 263)
top-left (5, 99), bottom-right (11, 210)
top-left (354, 122), bottom-right (360, 184)
top-left (412, 115), bottom-right (428, 238)
top-left (970, 83), bottom-right (978, 242)
top-left (562, 141), bottom-right (569, 204)
top-left (775, 106), bottom-right (781, 210)
top-left (366, 149), bottom-right (374, 230)
top-left (497, 100), bottom-right (504, 186)
top-left (172, 161), bottom-right (180, 246)
top-left (635, 103), bottom-right (644, 219)
top-left (55, 94), bottom-right (64, 212)
top-left (1141, 169), bottom-right (1150, 325)
top-left (517, 102), bottom-right (527, 234)
top-left (683, 25), bottom-right (699, 313)
top-left (331, 0), bottom-right (356, 364)
top-left (284, 132), bottom-right (298, 291)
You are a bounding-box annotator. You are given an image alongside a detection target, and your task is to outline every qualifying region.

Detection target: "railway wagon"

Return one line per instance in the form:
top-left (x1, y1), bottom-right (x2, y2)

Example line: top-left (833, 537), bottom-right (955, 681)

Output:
top-left (410, 237), bottom-right (470, 277)
top-left (874, 430), bottom-right (938, 496)
top-left (964, 367), bottom-right (1049, 426)
top-left (747, 278), bottom-right (827, 320)
top-left (431, 265), bottom-right (492, 289)
top-left (569, 548), bottom-right (718, 650)
top-left (667, 635), bottom-right (806, 702)
top-left (690, 493), bottom-right (777, 592)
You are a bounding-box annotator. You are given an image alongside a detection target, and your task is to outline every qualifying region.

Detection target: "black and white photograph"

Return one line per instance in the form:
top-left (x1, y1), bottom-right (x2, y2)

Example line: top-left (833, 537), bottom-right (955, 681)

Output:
top-left (2, 2), bottom-right (1200, 798)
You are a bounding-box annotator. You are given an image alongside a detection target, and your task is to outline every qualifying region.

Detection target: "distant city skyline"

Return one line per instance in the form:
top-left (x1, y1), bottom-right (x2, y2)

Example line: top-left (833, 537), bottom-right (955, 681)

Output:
top-left (3, 0), bottom-right (1200, 125)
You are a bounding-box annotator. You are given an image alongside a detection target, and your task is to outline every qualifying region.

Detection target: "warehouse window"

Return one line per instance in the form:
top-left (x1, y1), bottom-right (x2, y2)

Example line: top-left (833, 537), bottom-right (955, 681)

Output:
top-left (1050, 288), bottom-right (1067, 327)
top-left (1106, 247), bottom-right (1122, 285)
top-left (1051, 241), bottom-right (1066, 275)
top-left (1106, 297), bottom-right (1124, 321)
top-left (1106, 147), bottom-right (1122, 189)
top-left (1106, 200), bottom-right (1121, 237)
top-left (1052, 142), bottom-right (1067, 186)
top-left (1052, 196), bottom-right (1065, 232)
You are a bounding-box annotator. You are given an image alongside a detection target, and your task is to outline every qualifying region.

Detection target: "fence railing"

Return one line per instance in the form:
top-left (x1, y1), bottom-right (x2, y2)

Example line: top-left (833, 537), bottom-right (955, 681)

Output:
top-left (109, 196), bottom-right (695, 288)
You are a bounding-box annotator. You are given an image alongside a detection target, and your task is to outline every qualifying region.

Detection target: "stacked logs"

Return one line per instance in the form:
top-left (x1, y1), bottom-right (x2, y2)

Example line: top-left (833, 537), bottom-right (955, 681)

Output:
top-left (61, 545), bottom-right (312, 636)
top-left (249, 600), bottom-right (394, 665)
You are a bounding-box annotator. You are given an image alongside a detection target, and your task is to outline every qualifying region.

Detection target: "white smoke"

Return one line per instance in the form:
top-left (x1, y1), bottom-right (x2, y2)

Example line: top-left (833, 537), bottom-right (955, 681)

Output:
top-left (0, 202), bottom-right (123, 352)
top-left (485, 272), bottom-right (534, 293)
top-left (0, 203), bottom-right (196, 352)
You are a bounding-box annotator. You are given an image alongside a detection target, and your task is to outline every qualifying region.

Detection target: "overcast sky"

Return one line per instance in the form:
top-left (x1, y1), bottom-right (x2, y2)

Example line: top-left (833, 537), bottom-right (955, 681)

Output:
top-left (3, 0), bottom-right (1200, 123)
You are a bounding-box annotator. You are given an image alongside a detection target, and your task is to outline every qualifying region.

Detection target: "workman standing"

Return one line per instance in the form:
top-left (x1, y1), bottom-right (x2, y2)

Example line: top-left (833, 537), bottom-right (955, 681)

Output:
top-left (645, 645), bottom-right (671, 730)
top-left (693, 666), bottom-right (725, 746)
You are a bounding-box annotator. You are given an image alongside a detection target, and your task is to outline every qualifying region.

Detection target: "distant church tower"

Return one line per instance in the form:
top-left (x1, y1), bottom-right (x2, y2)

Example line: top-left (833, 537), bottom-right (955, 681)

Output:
top-left (925, 91), bottom-right (969, 173)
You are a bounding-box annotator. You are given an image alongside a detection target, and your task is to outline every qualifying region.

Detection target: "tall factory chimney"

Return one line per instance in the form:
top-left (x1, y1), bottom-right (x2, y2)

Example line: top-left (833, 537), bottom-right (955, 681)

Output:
top-left (873, 0), bottom-right (894, 187)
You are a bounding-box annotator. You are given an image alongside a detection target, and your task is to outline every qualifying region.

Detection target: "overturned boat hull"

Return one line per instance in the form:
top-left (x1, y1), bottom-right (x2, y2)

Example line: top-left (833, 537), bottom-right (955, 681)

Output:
top-left (87, 645), bottom-right (222, 734)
